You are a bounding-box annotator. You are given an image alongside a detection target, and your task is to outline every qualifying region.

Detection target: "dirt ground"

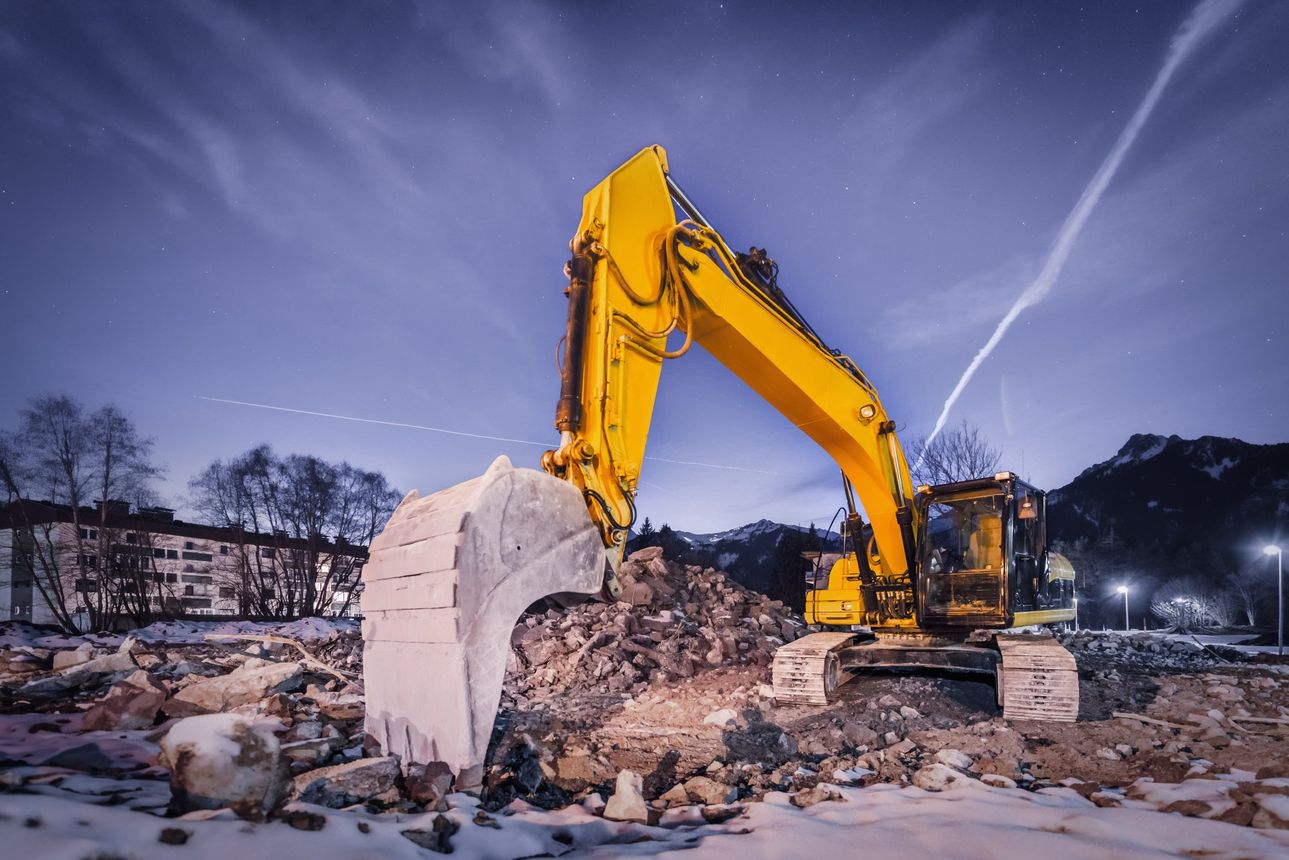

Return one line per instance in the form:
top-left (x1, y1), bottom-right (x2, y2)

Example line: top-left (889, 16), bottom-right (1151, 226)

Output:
top-left (489, 646), bottom-right (1289, 819)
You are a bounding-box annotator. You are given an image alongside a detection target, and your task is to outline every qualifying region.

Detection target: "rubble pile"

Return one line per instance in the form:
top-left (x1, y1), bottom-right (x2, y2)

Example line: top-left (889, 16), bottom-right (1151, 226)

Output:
top-left (503, 546), bottom-right (804, 706)
top-left (1058, 629), bottom-right (1249, 670)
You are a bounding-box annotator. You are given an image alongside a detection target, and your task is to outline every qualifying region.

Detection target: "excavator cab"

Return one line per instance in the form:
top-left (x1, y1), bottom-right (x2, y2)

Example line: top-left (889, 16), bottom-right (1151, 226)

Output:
top-left (915, 472), bottom-right (1071, 629)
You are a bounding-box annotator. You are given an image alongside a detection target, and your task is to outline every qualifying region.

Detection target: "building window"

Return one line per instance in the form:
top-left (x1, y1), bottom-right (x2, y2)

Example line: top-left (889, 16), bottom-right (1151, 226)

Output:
top-left (182, 551), bottom-right (213, 562)
top-left (259, 547), bottom-right (275, 559)
top-left (184, 585), bottom-right (194, 596)
top-left (78, 553), bottom-right (98, 567)
top-left (220, 544), bottom-right (230, 555)
top-left (181, 574), bottom-right (213, 585)
top-left (219, 587), bottom-right (236, 599)
top-left (126, 533), bottom-right (138, 544)
top-left (181, 597), bottom-right (212, 609)
top-left (166, 573), bottom-right (178, 584)
top-left (153, 548), bottom-right (166, 559)
top-left (166, 549), bottom-right (179, 559)
top-left (75, 578), bottom-right (98, 593)
top-left (79, 528), bottom-right (98, 541)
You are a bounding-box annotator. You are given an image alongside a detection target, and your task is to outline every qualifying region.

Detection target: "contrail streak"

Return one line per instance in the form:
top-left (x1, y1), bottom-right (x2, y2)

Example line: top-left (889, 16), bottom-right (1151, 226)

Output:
top-left (920, 0), bottom-right (1243, 458)
top-left (194, 395), bottom-right (775, 475)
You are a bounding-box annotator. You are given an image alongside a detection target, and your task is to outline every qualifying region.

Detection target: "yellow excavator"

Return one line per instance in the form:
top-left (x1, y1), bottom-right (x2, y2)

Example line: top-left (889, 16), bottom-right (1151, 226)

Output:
top-left (359, 146), bottom-right (1079, 786)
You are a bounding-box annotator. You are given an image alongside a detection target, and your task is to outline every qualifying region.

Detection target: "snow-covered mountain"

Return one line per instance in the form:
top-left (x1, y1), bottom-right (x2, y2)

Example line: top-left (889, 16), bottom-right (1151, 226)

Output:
top-left (1048, 433), bottom-right (1289, 559)
top-left (632, 518), bottom-right (840, 593)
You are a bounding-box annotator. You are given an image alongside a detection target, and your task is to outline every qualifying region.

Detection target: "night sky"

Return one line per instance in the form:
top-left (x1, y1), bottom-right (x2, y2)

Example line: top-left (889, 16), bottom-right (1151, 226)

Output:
top-left (2, 1), bottom-right (1286, 532)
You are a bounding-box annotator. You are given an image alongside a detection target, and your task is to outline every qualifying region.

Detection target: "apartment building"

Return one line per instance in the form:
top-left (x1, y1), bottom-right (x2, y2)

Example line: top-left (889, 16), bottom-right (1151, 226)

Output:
top-left (0, 499), bottom-right (366, 629)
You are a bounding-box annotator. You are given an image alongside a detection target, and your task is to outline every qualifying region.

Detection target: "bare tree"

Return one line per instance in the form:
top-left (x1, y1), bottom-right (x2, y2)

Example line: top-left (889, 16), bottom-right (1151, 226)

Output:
top-left (1150, 576), bottom-right (1232, 632)
top-left (189, 446), bottom-right (398, 619)
top-left (1228, 565), bottom-right (1269, 627)
top-left (0, 395), bottom-right (162, 632)
top-left (907, 419), bottom-right (1002, 488)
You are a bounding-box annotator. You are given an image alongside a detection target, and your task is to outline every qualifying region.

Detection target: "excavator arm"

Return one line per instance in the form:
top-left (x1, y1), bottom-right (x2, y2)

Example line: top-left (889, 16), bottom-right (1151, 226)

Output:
top-left (541, 145), bottom-right (919, 597)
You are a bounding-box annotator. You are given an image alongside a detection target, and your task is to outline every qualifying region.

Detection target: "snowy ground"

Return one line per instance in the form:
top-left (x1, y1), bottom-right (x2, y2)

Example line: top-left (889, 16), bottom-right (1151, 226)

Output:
top-left (4, 619), bottom-right (1289, 857)
top-left (0, 617), bottom-right (357, 650)
top-left (3, 773), bottom-right (1289, 859)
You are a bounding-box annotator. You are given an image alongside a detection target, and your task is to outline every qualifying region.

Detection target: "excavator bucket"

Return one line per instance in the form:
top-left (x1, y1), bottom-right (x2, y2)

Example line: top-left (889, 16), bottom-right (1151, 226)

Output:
top-left (360, 455), bottom-right (605, 788)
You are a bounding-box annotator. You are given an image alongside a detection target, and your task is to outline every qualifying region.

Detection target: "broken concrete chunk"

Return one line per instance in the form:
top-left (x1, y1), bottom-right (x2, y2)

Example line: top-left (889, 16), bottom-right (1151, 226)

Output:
top-left (932, 749), bottom-right (973, 770)
top-left (980, 773), bottom-right (1018, 789)
top-left (912, 763), bottom-right (968, 792)
top-left (791, 784), bottom-right (844, 808)
top-left (684, 775), bottom-right (738, 806)
top-left (52, 642), bottom-right (95, 671)
top-left (292, 756), bottom-right (401, 808)
top-left (703, 708), bottom-right (739, 728)
top-left (160, 713), bottom-right (288, 819)
top-left (603, 769), bottom-right (648, 823)
top-left (82, 669), bottom-right (167, 731)
top-left (172, 660), bottom-right (303, 712)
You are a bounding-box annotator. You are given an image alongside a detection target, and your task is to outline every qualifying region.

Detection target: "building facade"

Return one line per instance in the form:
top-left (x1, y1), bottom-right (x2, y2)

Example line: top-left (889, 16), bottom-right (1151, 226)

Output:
top-left (0, 500), bottom-right (367, 629)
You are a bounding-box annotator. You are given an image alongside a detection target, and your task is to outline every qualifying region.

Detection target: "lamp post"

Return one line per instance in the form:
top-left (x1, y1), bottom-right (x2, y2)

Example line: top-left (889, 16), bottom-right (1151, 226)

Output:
top-left (1265, 545), bottom-right (1283, 657)
top-left (1117, 585), bottom-right (1130, 632)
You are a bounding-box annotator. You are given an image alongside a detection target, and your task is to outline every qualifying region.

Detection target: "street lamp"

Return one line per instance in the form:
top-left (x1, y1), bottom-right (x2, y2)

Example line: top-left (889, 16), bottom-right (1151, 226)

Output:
top-left (1116, 585), bottom-right (1130, 632)
top-left (1265, 545), bottom-right (1283, 657)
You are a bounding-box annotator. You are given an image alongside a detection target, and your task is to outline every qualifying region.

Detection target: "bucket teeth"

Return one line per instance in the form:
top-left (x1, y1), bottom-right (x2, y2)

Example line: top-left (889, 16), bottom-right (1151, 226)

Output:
top-left (360, 456), bottom-right (605, 788)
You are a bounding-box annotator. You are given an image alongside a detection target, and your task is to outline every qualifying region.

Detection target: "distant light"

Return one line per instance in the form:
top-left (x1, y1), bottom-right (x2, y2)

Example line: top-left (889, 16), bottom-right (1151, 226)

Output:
top-left (1265, 545), bottom-right (1282, 557)
top-left (1116, 585), bottom-right (1128, 594)
top-left (1172, 598), bottom-right (1187, 604)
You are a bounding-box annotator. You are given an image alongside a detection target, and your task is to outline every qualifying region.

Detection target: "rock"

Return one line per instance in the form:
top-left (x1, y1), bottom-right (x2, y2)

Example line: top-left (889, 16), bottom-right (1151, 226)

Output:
top-left (877, 694), bottom-right (901, 708)
top-left (52, 643), bottom-right (94, 671)
top-left (158, 828), bottom-right (191, 845)
top-left (406, 761), bottom-right (455, 811)
top-left (932, 749), bottom-right (973, 770)
top-left (82, 670), bottom-right (167, 731)
top-left (627, 546), bottom-right (664, 563)
top-left (160, 714), bottom-right (288, 819)
top-left (659, 784), bottom-right (689, 807)
top-left (842, 723), bottom-right (878, 749)
top-left (790, 785), bottom-right (844, 808)
top-left (280, 809), bottom-right (328, 831)
top-left (703, 708), bottom-right (739, 727)
top-left (899, 706), bottom-right (921, 720)
top-left (401, 815), bottom-right (459, 853)
top-left (172, 661), bottom-right (303, 712)
top-left (1095, 748), bottom-right (1122, 761)
top-left (292, 756), bottom-right (401, 808)
top-left (980, 773), bottom-right (1017, 789)
top-left (603, 770), bottom-right (648, 823)
top-left (620, 581), bottom-right (655, 606)
top-left (684, 776), bottom-right (738, 806)
top-left (912, 763), bottom-right (967, 792)
top-left (42, 742), bottom-right (116, 772)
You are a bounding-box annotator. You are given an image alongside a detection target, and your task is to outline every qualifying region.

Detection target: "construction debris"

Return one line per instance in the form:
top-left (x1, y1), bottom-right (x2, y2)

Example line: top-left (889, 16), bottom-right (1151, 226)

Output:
top-left (0, 550), bottom-right (1286, 839)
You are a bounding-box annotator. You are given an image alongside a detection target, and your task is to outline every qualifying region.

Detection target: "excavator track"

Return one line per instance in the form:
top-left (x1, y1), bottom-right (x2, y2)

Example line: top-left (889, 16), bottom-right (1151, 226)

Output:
top-left (770, 631), bottom-right (856, 705)
top-left (995, 634), bottom-right (1079, 721)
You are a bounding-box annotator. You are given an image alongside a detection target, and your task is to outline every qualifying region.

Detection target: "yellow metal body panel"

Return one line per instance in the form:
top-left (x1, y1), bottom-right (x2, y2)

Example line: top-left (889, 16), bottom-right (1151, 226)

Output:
top-left (1047, 551), bottom-right (1075, 582)
top-left (1013, 609), bottom-right (1076, 626)
top-left (543, 146), bottom-right (917, 594)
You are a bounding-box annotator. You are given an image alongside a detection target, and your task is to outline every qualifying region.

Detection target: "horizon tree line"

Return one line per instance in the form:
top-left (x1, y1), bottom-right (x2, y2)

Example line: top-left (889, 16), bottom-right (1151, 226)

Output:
top-left (0, 392), bottom-right (399, 632)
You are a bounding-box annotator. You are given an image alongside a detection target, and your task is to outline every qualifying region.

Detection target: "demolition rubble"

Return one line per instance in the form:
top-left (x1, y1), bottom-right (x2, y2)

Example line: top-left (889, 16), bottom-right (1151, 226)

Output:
top-left (1, 548), bottom-right (1288, 854)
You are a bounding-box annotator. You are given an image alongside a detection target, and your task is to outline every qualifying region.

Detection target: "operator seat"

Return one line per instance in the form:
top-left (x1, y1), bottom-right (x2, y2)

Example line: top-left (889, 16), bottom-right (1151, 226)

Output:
top-left (967, 514), bottom-right (1003, 570)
